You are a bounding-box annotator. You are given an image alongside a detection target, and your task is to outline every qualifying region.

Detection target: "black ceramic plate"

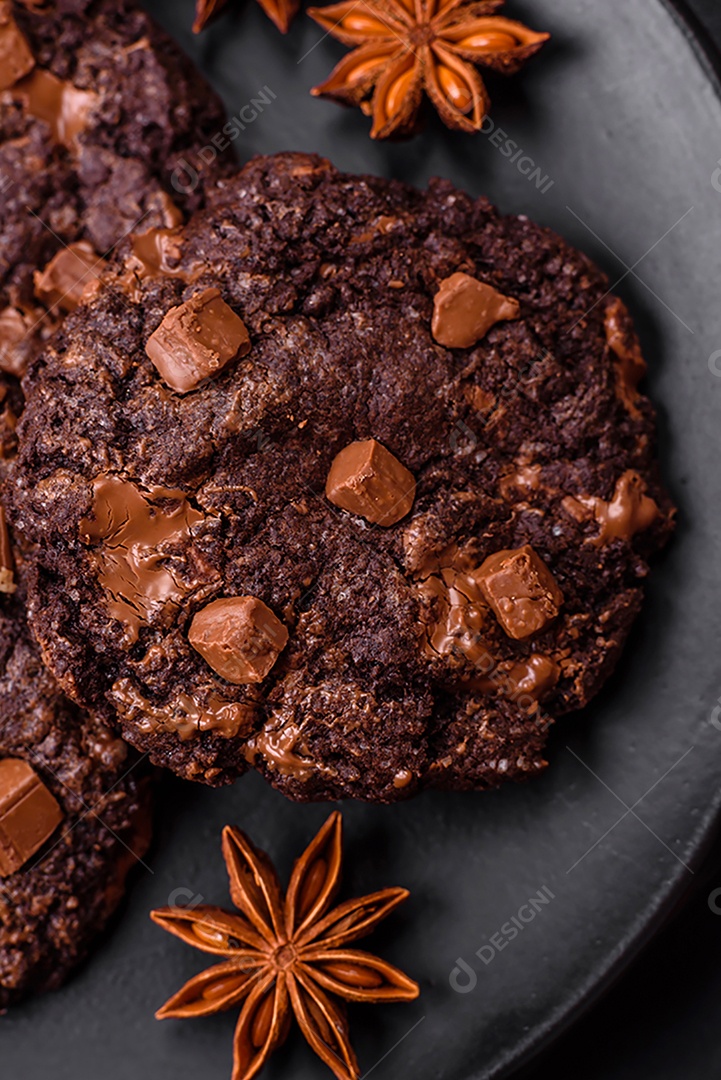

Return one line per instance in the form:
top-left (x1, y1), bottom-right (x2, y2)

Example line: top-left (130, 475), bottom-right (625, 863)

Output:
top-left (5, 1), bottom-right (721, 1078)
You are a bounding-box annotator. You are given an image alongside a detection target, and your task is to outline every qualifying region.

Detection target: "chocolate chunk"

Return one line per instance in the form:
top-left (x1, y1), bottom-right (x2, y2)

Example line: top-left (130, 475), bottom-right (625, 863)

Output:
top-left (33, 241), bottom-right (106, 313)
top-left (12, 68), bottom-right (98, 148)
top-left (189, 597), bottom-right (289, 685)
top-left (431, 272), bottom-right (520, 349)
top-left (128, 227), bottom-right (185, 280)
top-left (562, 470), bottom-right (660, 547)
top-left (0, 503), bottom-right (15, 594)
top-left (0, 759), bottom-right (63, 878)
top-left (604, 297), bottom-right (647, 416)
top-left (0, 307), bottom-right (33, 377)
top-left (79, 477), bottom-right (206, 645)
top-left (476, 545), bottom-right (563, 640)
top-left (145, 287), bottom-right (251, 394)
top-left (325, 438), bottom-right (416, 526)
top-left (507, 654), bottom-right (559, 702)
top-left (0, 3), bottom-right (34, 91)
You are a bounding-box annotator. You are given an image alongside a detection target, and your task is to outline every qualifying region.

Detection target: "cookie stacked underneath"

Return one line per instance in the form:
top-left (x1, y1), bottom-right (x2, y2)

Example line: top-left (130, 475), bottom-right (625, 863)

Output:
top-left (0, 0), bottom-right (235, 1006)
top-left (9, 152), bottom-right (675, 803)
top-left (0, 438), bottom-right (152, 1008)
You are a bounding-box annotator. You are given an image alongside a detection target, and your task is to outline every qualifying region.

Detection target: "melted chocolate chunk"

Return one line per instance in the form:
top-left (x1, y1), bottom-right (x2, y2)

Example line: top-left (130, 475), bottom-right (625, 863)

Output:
top-left (563, 470), bottom-right (660, 546)
top-left (477, 545), bottom-right (564, 640)
top-left (34, 241), bottom-right (106, 312)
top-left (145, 288), bottom-right (251, 394)
top-left (79, 476), bottom-right (209, 644)
top-left (11, 67), bottom-right (98, 148)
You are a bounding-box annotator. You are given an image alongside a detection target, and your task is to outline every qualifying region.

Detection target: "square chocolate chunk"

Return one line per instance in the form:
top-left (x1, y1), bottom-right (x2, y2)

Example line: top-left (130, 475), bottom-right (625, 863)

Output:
top-left (34, 241), bottom-right (106, 313)
top-left (325, 438), bottom-right (416, 526)
top-left (0, 759), bottom-right (63, 877)
top-left (189, 596), bottom-right (288, 685)
top-left (476, 544), bottom-right (563, 640)
top-left (145, 287), bottom-right (250, 394)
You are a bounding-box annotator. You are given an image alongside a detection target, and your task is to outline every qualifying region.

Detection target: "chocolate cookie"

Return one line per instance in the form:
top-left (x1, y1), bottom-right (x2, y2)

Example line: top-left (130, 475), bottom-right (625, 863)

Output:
top-left (0, 497), bottom-right (152, 1007)
top-left (0, 0), bottom-right (232, 379)
top-left (10, 152), bottom-right (675, 801)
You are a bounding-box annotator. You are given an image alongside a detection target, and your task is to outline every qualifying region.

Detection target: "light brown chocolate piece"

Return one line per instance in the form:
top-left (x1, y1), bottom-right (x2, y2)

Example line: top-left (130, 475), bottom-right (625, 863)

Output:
top-left (79, 476), bottom-right (207, 645)
top-left (325, 438), bottom-right (415, 526)
top-left (12, 68), bottom-right (97, 148)
top-left (189, 596), bottom-right (288, 685)
top-left (145, 287), bottom-right (251, 394)
top-left (562, 470), bottom-right (660, 547)
top-left (244, 716), bottom-right (315, 780)
top-left (604, 297), bottom-right (647, 416)
top-left (0, 3), bottom-right (35, 91)
top-left (507, 654), bottom-right (559, 702)
top-left (34, 241), bottom-right (106, 313)
top-left (432, 272), bottom-right (520, 349)
top-left (476, 544), bottom-right (563, 640)
top-left (0, 503), bottom-right (15, 594)
top-left (0, 758), bottom-right (63, 877)
top-left (0, 306), bottom-right (33, 377)
top-left (128, 227), bottom-right (185, 281)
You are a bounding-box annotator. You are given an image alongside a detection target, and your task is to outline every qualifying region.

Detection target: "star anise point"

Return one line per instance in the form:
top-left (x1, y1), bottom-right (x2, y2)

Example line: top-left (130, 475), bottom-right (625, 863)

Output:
top-left (193, 0), bottom-right (299, 34)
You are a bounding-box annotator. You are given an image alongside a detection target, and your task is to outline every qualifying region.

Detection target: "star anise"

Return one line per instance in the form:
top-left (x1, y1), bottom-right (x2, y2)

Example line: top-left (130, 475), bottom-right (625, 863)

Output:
top-left (308, 0), bottom-right (549, 139)
top-left (194, 0), bottom-right (300, 34)
top-left (151, 813), bottom-right (419, 1080)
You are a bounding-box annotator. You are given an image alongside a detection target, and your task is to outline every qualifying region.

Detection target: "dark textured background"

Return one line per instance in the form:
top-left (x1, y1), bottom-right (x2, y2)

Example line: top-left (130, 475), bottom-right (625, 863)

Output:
top-left (528, 5), bottom-right (721, 1077)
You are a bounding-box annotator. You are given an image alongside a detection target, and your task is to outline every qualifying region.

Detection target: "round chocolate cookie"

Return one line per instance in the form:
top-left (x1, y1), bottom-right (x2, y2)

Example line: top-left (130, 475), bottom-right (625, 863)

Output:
top-left (0, 508), bottom-right (152, 1007)
top-left (10, 152), bottom-right (675, 801)
top-left (0, 0), bottom-right (233, 379)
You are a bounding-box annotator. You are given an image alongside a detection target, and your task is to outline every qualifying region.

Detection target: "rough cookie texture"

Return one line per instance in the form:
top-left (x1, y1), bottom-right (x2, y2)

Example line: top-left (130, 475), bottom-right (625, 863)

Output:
top-left (10, 152), bottom-right (675, 801)
top-left (0, 511), bottom-right (152, 1006)
top-left (0, 0), bottom-right (232, 379)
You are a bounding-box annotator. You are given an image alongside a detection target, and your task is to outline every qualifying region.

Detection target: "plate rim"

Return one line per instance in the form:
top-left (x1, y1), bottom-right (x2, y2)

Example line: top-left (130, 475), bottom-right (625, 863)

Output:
top-left (478, 3), bottom-right (721, 1076)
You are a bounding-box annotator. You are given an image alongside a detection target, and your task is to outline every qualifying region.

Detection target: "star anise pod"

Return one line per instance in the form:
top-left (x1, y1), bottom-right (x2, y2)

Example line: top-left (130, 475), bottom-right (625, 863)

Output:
top-left (308, 0), bottom-right (549, 139)
top-left (194, 0), bottom-right (300, 34)
top-left (151, 813), bottom-right (419, 1080)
